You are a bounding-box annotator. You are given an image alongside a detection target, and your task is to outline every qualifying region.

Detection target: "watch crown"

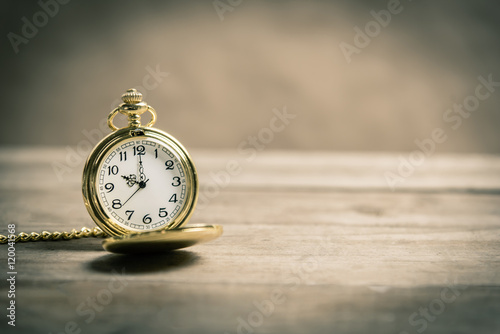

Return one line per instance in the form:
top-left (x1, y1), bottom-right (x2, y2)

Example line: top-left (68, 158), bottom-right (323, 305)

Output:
top-left (121, 89), bottom-right (143, 104)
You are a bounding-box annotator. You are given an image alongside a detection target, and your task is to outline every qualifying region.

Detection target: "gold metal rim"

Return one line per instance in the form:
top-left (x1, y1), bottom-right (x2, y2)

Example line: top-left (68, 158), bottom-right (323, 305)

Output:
top-left (82, 126), bottom-right (198, 237)
top-left (102, 224), bottom-right (223, 254)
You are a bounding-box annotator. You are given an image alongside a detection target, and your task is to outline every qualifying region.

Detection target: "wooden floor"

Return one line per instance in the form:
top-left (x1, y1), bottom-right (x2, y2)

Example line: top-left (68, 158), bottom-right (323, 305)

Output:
top-left (0, 148), bottom-right (499, 334)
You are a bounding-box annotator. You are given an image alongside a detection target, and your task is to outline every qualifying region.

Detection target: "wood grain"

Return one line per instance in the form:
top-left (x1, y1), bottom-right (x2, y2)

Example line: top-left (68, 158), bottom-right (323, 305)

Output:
top-left (0, 148), bottom-right (499, 334)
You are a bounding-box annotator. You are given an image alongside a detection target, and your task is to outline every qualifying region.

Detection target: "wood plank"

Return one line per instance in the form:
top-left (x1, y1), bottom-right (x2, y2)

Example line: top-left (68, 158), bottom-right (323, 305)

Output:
top-left (8, 283), bottom-right (500, 334)
top-left (0, 148), bottom-right (499, 334)
top-left (1, 148), bottom-right (499, 192)
top-left (1, 189), bottom-right (499, 287)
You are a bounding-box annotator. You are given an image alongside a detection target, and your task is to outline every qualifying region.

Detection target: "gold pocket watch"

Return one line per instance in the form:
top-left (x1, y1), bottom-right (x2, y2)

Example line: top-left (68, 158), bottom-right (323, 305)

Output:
top-left (1, 89), bottom-right (222, 254)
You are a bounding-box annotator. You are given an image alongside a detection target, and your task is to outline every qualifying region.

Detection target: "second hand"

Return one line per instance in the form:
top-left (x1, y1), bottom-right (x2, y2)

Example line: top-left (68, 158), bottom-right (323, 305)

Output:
top-left (122, 178), bottom-right (149, 207)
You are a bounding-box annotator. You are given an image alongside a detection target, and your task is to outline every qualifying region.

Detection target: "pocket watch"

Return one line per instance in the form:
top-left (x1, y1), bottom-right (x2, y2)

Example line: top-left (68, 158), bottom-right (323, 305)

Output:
top-left (0, 89), bottom-right (222, 254)
top-left (82, 88), bottom-right (197, 236)
top-left (81, 88), bottom-right (222, 253)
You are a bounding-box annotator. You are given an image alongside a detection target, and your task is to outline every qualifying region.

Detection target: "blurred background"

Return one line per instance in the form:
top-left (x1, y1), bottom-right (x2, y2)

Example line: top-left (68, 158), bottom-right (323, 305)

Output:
top-left (1, 0), bottom-right (499, 153)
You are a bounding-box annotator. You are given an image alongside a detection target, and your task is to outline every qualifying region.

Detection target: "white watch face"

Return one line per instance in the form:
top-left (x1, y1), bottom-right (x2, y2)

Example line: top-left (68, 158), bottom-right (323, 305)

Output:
top-left (96, 137), bottom-right (187, 232)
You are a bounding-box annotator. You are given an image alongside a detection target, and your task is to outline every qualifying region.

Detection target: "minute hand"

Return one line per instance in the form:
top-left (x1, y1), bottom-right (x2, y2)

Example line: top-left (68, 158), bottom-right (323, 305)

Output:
top-left (122, 179), bottom-right (149, 207)
top-left (138, 154), bottom-right (146, 182)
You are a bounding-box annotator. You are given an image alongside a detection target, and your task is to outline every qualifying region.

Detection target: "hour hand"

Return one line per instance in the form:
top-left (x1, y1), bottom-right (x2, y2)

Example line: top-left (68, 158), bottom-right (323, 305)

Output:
top-left (121, 174), bottom-right (138, 187)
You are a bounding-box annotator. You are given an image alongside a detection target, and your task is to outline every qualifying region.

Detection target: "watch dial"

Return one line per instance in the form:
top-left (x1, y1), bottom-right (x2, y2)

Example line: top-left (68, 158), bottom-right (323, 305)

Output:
top-left (96, 137), bottom-right (188, 232)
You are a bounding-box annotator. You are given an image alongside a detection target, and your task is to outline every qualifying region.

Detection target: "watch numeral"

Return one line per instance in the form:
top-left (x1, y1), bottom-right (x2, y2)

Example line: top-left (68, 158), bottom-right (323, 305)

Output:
top-left (119, 151), bottom-right (127, 161)
top-left (125, 210), bottom-right (134, 220)
top-left (172, 177), bottom-right (181, 187)
top-left (134, 145), bottom-right (145, 156)
top-left (108, 165), bottom-right (119, 175)
top-left (154, 148), bottom-right (158, 159)
top-left (159, 208), bottom-right (168, 218)
top-left (142, 214), bottom-right (152, 224)
top-left (169, 194), bottom-right (178, 203)
top-left (165, 160), bottom-right (174, 170)
top-left (104, 183), bottom-right (114, 192)
top-left (112, 199), bottom-right (122, 209)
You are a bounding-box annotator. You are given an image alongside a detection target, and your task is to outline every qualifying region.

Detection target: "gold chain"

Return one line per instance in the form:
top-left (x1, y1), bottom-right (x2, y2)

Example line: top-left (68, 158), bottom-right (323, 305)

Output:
top-left (0, 227), bottom-right (106, 244)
